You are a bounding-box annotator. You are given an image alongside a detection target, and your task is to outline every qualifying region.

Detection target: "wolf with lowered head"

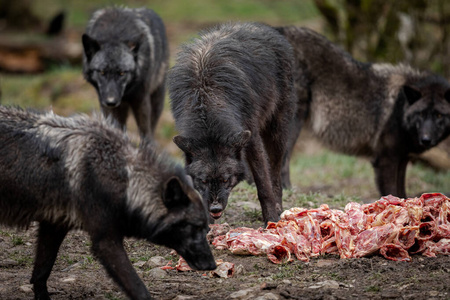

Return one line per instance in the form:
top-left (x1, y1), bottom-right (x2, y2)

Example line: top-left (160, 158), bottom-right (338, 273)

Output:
top-left (276, 26), bottom-right (450, 198)
top-left (169, 22), bottom-right (296, 224)
top-left (0, 106), bottom-right (215, 300)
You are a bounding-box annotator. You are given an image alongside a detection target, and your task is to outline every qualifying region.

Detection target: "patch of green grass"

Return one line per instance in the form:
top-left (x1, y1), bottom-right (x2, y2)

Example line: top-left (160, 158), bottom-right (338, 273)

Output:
top-left (407, 163), bottom-right (450, 194)
top-left (80, 255), bottom-right (95, 269)
top-left (289, 145), bottom-right (450, 200)
top-left (328, 272), bottom-right (344, 281)
top-left (286, 192), bottom-right (359, 210)
top-left (9, 251), bottom-right (33, 266)
top-left (291, 192), bottom-right (325, 208)
top-left (60, 255), bottom-right (76, 265)
top-left (104, 292), bottom-right (124, 300)
top-left (271, 263), bottom-right (304, 280)
top-left (228, 182), bottom-right (259, 206)
top-left (365, 285), bottom-right (381, 293)
top-left (11, 235), bottom-right (25, 246)
top-left (252, 262), bottom-right (265, 271)
top-left (16, 255), bottom-right (34, 266)
top-left (369, 272), bottom-right (382, 280)
top-left (290, 150), bottom-right (374, 190)
top-left (243, 208), bottom-right (263, 222)
top-left (1, 74), bottom-right (49, 108)
top-left (328, 194), bottom-right (362, 208)
top-left (165, 254), bottom-right (179, 265)
top-left (2, 232), bottom-right (26, 246)
top-left (405, 274), bottom-right (420, 284)
top-left (1, 66), bottom-right (97, 115)
top-left (130, 254), bottom-right (152, 264)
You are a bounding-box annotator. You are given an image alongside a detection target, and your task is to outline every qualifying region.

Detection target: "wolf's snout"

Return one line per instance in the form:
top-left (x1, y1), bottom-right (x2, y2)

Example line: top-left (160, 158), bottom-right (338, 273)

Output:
top-left (210, 202), bottom-right (224, 219)
top-left (418, 119), bottom-right (435, 147)
top-left (420, 135), bottom-right (432, 146)
top-left (105, 97), bottom-right (120, 108)
top-left (183, 243), bottom-right (217, 271)
top-left (189, 259), bottom-right (217, 271)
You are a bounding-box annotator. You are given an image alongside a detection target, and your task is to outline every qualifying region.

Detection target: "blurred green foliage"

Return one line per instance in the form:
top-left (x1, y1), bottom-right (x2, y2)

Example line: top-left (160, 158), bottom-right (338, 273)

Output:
top-left (314, 0), bottom-right (450, 76)
top-left (33, 0), bottom-right (319, 30)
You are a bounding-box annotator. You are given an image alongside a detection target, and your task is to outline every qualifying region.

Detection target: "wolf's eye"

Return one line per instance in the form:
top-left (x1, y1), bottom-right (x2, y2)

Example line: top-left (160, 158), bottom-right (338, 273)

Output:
top-left (100, 71), bottom-right (105, 75)
top-left (119, 72), bottom-right (125, 76)
top-left (436, 113), bottom-right (442, 119)
top-left (201, 179), bottom-right (208, 184)
top-left (223, 178), bottom-right (228, 183)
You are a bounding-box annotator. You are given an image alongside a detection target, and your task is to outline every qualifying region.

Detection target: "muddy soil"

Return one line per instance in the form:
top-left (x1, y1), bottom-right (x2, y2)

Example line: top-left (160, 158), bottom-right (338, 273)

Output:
top-left (1, 185), bottom-right (449, 300)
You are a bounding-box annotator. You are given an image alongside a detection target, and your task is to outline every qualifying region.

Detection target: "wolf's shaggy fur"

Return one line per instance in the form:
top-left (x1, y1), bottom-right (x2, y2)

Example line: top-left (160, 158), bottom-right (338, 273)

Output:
top-left (276, 26), bottom-right (450, 197)
top-left (82, 6), bottom-right (169, 139)
top-left (169, 23), bottom-right (296, 224)
top-left (0, 106), bottom-right (215, 300)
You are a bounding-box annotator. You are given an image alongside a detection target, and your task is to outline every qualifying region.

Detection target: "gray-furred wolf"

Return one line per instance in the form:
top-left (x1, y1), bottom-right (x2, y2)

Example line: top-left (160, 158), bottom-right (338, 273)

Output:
top-left (276, 26), bottom-right (450, 198)
top-left (0, 106), bottom-right (215, 300)
top-left (169, 23), bottom-right (296, 224)
top-left (82, 6), bottom-right (169, 139)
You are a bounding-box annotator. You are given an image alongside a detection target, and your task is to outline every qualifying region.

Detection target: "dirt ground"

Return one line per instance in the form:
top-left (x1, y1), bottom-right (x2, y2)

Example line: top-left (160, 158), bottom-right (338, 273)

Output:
top-left (1, 185), bottom-right (449, 300)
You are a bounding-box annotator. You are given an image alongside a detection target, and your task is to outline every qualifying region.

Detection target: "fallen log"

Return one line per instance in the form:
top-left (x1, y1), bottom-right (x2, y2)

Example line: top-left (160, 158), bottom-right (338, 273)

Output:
top-left (0, 32), bottom-right (82, 73)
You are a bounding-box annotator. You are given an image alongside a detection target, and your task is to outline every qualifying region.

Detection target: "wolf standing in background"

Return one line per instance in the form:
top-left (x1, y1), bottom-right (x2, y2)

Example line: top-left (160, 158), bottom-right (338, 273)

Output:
top-left (0, 106), bottom-right (216, 300)
top-left (82, 7), bottom-right (169, 139)
top-left (276, 26), bottom-right (450, 198)
top-left (169, 23), bottom-right (296, 224)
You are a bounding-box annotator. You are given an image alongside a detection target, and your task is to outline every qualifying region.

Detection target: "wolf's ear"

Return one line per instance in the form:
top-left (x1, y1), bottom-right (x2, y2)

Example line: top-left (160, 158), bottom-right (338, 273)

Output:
top-left (445, 89), bottom-right (450, 102)
top-left (173, 135), bottom-right (192, 154)
top-left (403, 85), bottom-right (422, 105)
top-left (128, 41), bottom-right (140, 55)
top-left (82, 34), bottom-right (100, 61)
top-left (173, 135), bottom-right (195, 164)
top-left (163, 176), bottom-right (190, 210)
top-left (128, 34), bottom-right (143, 57)
top-left (230, 130), bottom-right (251, 150)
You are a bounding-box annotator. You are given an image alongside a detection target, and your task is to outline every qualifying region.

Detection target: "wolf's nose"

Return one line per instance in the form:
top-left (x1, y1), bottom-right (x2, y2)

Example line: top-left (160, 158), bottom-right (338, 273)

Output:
top-left (105, 97), bottom-right (120, 107)
top-left (210, 203), bottom-right (223, 213)
top-left (210, 202), bottom-right (223, 219)
top-left (420, 135), bottom-right (432, 146)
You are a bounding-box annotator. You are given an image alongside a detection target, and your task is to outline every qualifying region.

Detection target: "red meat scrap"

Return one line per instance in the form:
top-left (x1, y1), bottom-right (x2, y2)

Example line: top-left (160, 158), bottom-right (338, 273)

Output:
top-left (162, 256), bottom-right (236, 278)
top-left (211, 193), bottom-right (450, 263)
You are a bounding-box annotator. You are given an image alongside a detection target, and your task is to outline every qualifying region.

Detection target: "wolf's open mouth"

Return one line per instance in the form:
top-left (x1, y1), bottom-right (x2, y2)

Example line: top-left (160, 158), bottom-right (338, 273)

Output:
top-left (210, 211), bottom-right (223, 219)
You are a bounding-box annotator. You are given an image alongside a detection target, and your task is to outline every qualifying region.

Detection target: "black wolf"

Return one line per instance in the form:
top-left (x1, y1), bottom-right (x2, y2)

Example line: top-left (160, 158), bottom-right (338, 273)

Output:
top-left (82, 7), bottom-right (169, 139)
top-left (276, 26), bottom-right (450, 198)
top-left (0, 106), bottom-right (215, 300)
top-left (169, 23), bottom-right (296, 224)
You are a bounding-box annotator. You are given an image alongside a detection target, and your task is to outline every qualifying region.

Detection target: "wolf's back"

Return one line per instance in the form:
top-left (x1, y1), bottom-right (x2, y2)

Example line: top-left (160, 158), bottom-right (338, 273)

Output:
top-left (169, 22), bottom-right (295, 136)
top-left (0, 107), bottom-right (131, 228)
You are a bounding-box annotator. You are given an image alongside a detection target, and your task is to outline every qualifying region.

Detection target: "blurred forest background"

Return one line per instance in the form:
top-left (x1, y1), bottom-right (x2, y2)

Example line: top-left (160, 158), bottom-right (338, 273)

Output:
top-left (0, 0), bottom-right (449, 199)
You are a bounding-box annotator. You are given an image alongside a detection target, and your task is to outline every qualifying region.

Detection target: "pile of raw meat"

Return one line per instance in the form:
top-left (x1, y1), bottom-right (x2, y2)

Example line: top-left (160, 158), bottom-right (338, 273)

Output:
top-left (211, 193), bottom-right (450, 263)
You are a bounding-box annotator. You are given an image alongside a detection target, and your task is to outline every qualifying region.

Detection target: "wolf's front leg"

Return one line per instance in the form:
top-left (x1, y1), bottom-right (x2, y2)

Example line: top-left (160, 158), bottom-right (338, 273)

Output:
top-left (372, 154), bottom-right (409, 198)
top-left (130, 91), bottom-right (153, 139)
top-left (149, 83), bottom-right (165, 135)
top-left (91, 236), bottom-right (152, 300)
top-left (31, 222), bottom-right (69, 300)
top-left (246, 136), bottom-right (281, 225)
